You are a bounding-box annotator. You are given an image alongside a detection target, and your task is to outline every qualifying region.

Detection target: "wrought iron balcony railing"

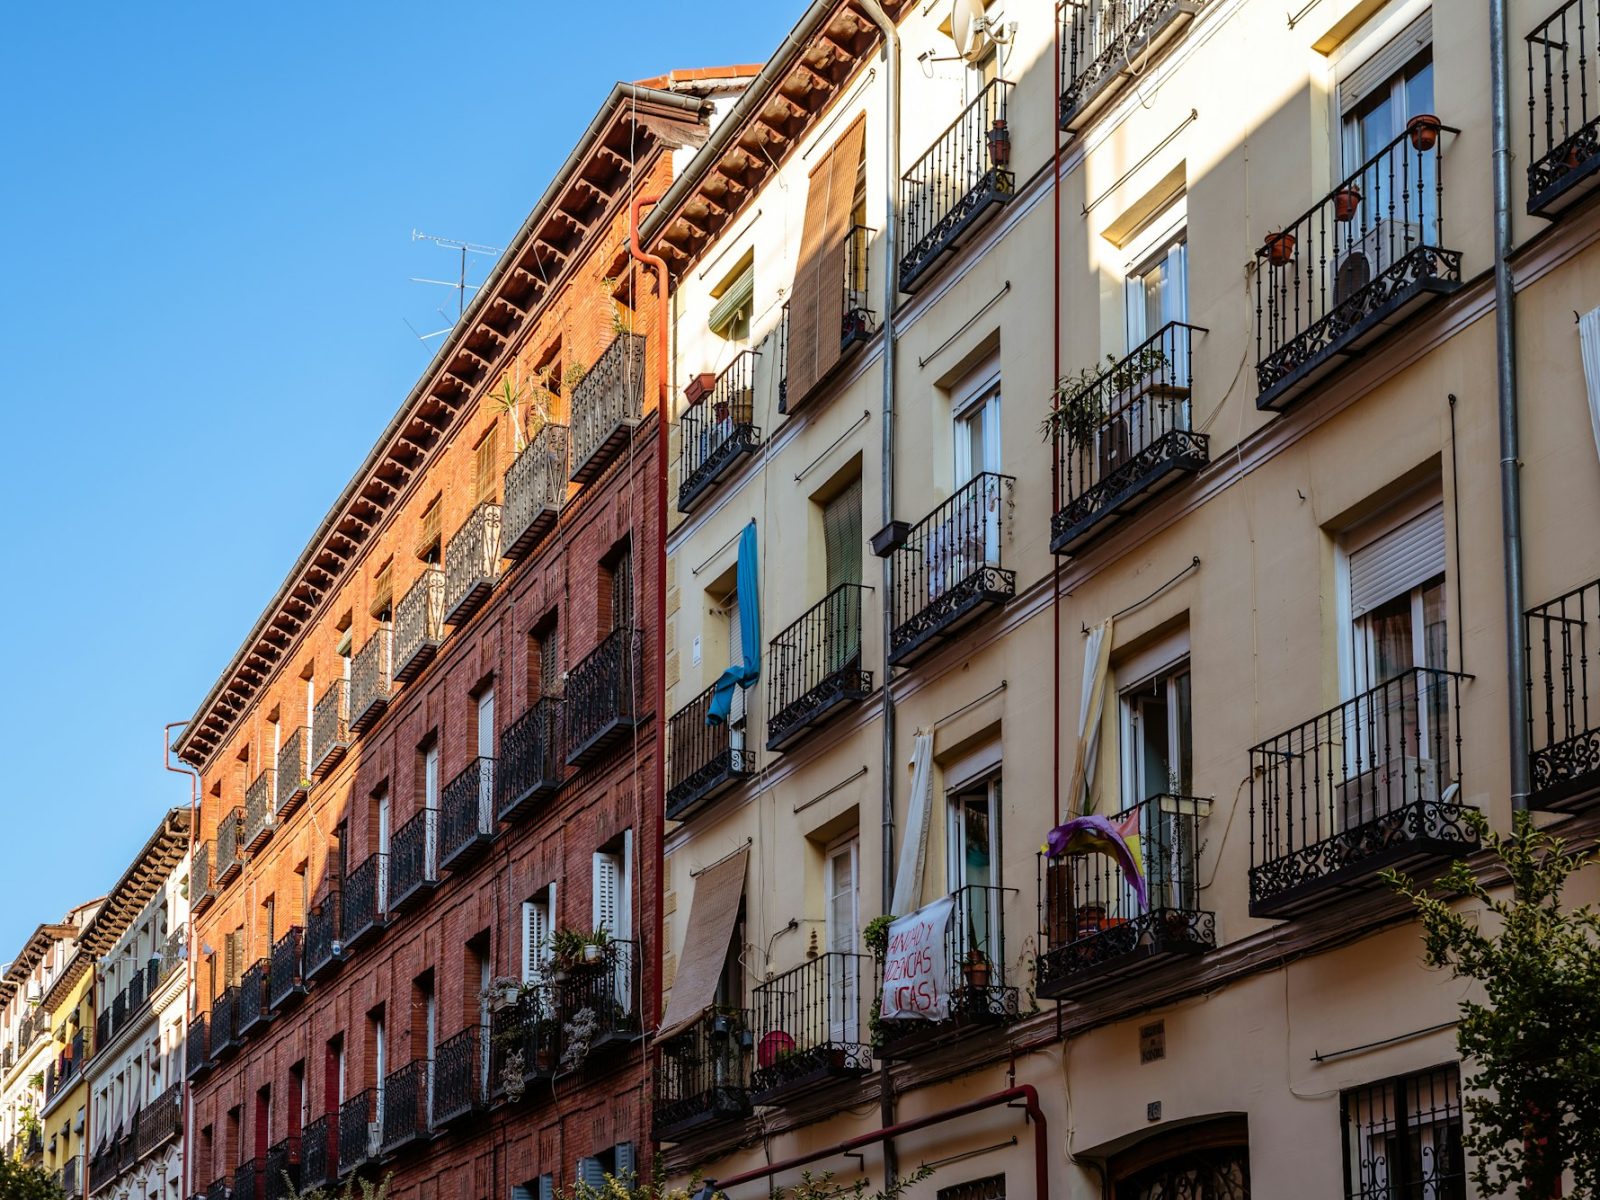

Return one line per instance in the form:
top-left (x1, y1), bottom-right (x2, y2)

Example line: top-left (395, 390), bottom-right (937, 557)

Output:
top-left (216, 808), bottom-right (245, 886)
top-left (504, 423), bottom-right (570, 560)
top-left (379, 1060), bottom-right (431, 1154)
top-left (678, 351), bottom-right (761, 514)
top-left (431, 1026), bottom-right (483, 1127)
top-left (1249, 667), bottom-right (1477, 917)
top-left (1526, 576), bottom-right (1600, 812)
top-left (497, 698), bottom-right (562, 823)
top-left (489, 988), bottom-right (556, 1096)
top-left (547, 938), bottom-right (642, 1065)
top-left (564, 628), bottom-right (642, 766)
top-left (654, 1009), bottom-right (754, 1142)
top-left (336, 1089), bottom-right (377, 1176)
top-left (276, 727), bottom-right (310, 819)
top-left (767, 583), bottom-right (873, 752)
top-left (443, 502), bottom-right (502, 627)
top-left (204, 1177), bottom-right (230, 1200)
top-left (236, 959), bottom-right (271, 1037)
top-left (136, 1084), bottom-right (182, 1161)
top-left (1254, 120), bottom-right (1462, 412)
top-left (299, 1115), bottom-right (336, 1193)
top-left (888, 473), bottom-right (1015, 667)
top-left (876, 884), bottom-right (1020, 1060)
top-left (311, 678), bottom-right (350, 778)
top-left (388, 809), bottom-right (439, 913)
top-left (234, 1158), bottom-right (262, 1200)
top-left (1051, 322), bottom-right (1209, 554)
top-left (303, 895), bottom-right (341, 983)
top-left (348, 629), bottom-right (393, 736)
top-left (776, 302), bottom-right (790, 413)
top-left (394, 566), bottom-right (445, 683)
top-left (263, 1136), bottom-right (300, 1200)
top-left (842, 223), bottom-right (876, 350)
top-left (1528, 0), bottom-right (1600, 215)
top-left (899, 79), bottom-right (1014, 293)
top-left (440, 757), bottom-right (495, 872)
top-left (268, 927), bottom-right (304, 1010)
top-left (1059, 0), bottom-right (1208, 133)
top-left (192, 840), bottom-right (217, 914)
top-left (666, 684), bottom-right (753, 822)
top-left (184, 1015), bottom-right (211, 1080)
top-left (88, 1146), bottom-right (121, 1196)
top-left (118, 1126), bottom-right (138, 1173)
top-left (570, 332), bottom-right (648, 486)
top-left (60, 1154), bottom-right (80, 1198)
top-left (243, 769), bottom-right (277, 853)
top-left (750, 952), bottom-right (872, 1105)
top-left (1036, 794), bottom-right (1215, 1000)
top-left (341, 854), bottom-right (387, 952)
top-left (210, 987), bottom-right (239, 1058)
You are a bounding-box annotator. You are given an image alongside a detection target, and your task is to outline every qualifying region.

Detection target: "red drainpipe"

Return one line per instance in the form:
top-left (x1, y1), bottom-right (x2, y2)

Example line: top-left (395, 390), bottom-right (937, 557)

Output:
top-left (164, 722), bottom-right (200, 1199)
top-left (708, 1084), bottom-right (1048, 1196)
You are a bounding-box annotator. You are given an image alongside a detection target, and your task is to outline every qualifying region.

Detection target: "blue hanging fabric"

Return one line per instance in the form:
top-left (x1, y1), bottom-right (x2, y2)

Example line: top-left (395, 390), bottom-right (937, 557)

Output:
top-left (707, 521), bottom-right (760, 725)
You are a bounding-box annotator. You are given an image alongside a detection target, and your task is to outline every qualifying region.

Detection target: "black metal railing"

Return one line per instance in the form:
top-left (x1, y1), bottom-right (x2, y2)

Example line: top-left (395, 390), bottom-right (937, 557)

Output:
top-left (379, 1060), bottom-right (431, 1153)
top-left (1036, 795), bottom-right (1215, 1000)
top-left (394, 566), bottom-right (445, 683)
top-left (184, 1016), bottom-right (211, 1080)
top-left (564, 628), bottom-right (642, 765)
top-left (431, 1026), bottom-right (483, 1126)
top-left (654, 1009), bottom-right (754, 1140)
top-left (570, 332), bottom-right (648, 485)
top-left (243, 769), bottom-right (277, 852)
top-left (1527, 577), bottom-right (1600, 810)
top-left (210, 987), bottom-right (238, 1057)
top-left (1249, 667), bottom-right (1476, 917)
top-left (203, 1176), bottom-right (230, 1200)
top-left (888, 473), bottom-right (1015, 666)
top-left (263, 1136), bottom-right (299, 1200)
top-left (268, 928), bottom-right (304, 1009)
top-left (136, 1084), bottom-right (182, 1160)
top-left (678, 351), bottom-right (761, 514)
top-left (192, 840), bottom-right (217, 912)
top-left (216, 808), bottom-right (244, 885)
top-left (88, 1146), bottom-right (121, 1196)
top-left (899, 79), bottom-right (1015, 293)
top-left (341, 854), bottom-right (387, 950)
top-left (490, 988), bottom-right (557, 1093)
top-left (547, 939), bottom-right (642, 1067)
top-left (1052, 322), bottom-right (1209, 554)
top-left (388, 809), bottom-right (439, 912)
top-left (118, 1128), bottom-right (138, 1175)
top-left (842, 223), bottom-right (876, 348)
top-left (337, 1090), bottom-right (376, 1174)
top-left (299, 1115), bottom-right (336, 1192)
top-left (1059, 0), bottom-right (1208, 131)
top-left (312, 678), bottom-right (350, 777)
top-left (276, 727), bottom-right (310, 818)
top-left (1254, 120), bottom-right (1461, 411)
top-left (348, 629), bottom-right (393, 735)
top-left (666, 684), bottom-right (753, 821)
top-left (497, 698), bottom-right (562, 822)
top-left (60, 1154), bottom-right (80, 1197)
top-left (440, 757), bottom-right (496, 871)
top-left (767, 583), bottom-right (873, 751)
top-left (750, 952), bottom-right (873, 1103)
top-left (303, 897), bottom-right (340, 981)
top-left (776, 302), bottom-right (790, 413)
top-left (236, 959), bottom-right (270, 1036)
top-left (1528, 0), bottom-right (1600, 215)
top-left (233, 1158), bottom-right (262, 1200)
top-left (504, 423), bottom-right (570, 560)
top-left (443, 502), bottom-right (502, 627)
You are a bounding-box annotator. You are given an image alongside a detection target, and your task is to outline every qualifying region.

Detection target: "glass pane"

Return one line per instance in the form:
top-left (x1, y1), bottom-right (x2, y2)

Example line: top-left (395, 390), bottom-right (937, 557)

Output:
top-left (1173, 669), bottom-right (1193, 794)
top-left (1364, 591), bottom-right (1416, 683)
top-left (1422, 577), bottom-right (1448, 672)
top-left (1136, 690), bottom-right (1172, 803)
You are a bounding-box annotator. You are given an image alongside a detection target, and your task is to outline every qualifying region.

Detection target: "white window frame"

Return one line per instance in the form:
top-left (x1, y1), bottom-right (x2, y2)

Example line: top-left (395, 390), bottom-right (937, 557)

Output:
top-left (1118, 654), bottom-right (1193, 809)
top-left (952, 357), bottom-right (1003, 485)
top-left (521, 888), bottom-right (554, 985)
top-left (1122, 199), bottom-right (1189, 350)
top-left (1335, 495), bottom-right (1447, 697)
top-left (945, 772), bottom-right (1002, 963)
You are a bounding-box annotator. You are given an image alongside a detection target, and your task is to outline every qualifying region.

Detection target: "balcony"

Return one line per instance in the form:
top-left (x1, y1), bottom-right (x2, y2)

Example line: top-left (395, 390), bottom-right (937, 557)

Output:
top-left (496, 699), bottom-right (562, 823)
top-left (192, 841), bottom-right (217, 914)
top-left (348, 629), bottom-right (393, 736)
top-left (311, 679), bottom-right (350, 778)
top-left (443, 502), bottom-right (502, 627)
top-left (341, 854), bottom-right (387, 952)
top-left (276, 727), bottom-right (310, 820)
top-left (569, 332), bottom-right (648, 486)
top-left (564, 628), bottom-right (642, 766)
top-left (1249, 667), bottom-right (1477, 918)
top-left (776, 225), bottom-right (876, 418)
top-left (1255, 120), bottom-right (1462, 412)
top-left (60, 1155), bottom-right (80, 1198)
top-left (1527, 577), bottom-right (1600, 812)
top-left (678, 351), bottom-right (761, 515)
top-left (263, 1136), bottom-right (299, 1200)
top-left (504, 423), bottom-right (570, 560)
top-left (89, 1146), bottom-right (121, 1197)
top-left (431, 1026), bottom-right (484, 1127)
top-left (336, 1090), bottom-right (377, 1176)
top-left (216, 808), bottom-right (245, 886)
top-left (887, 473), bottom-right (1016, 667)
top-left (268, 927), bottom-right (305, 1010)
top-left (236, 959), bottom-right (270, 1038)
top-left (303, 897), bottom-right (341, 982)
top-left (203, 1178), bottom-right (230, 1200)
top-left (1035, 795), bottom-right (1215, 1001)
top-left (654, 1009), bottom-right (753, 1143)
top-left (1528, 0), bottom-right (1600, 216)
top-left (489, 988), bottom-right (557, 1096)
top-left (1050, 323), bottom-right (1209, 555)
top-left (767, 584), bottom-right (873, 752)
top-left (876, 885), bottom-right (1019, 1060)
top-left (1059, 0), bottom-right (1207, 134)
top-left (136, 1084), bottom-right (182, 1161)
top-left (666, 685), bottom-right (753, 822)
top-left (898, 79), bottom-right (1014, 294)
top-left (243, 769), bottom-right (277, 853)
top-left (394, 566), bottom-right (445, 683)
top-left (234, 1159), bottom-right (262, 1200)
top-left (388, 809), bottom-right (439, 913)
top-left (440, 757), bottom-right (496, 872)
top-left (750, 952), bottom-right (872, 1105)
top-left (210, 987), bottom-right (239, 1058)
top-left (546, 939), bottom-right (642, 1066)
top-left (379, 1060), bottom-right (432, 1154)
top-left (185, 1016), bottom-right (211, 1080)
top-left (299, 1115), bottom-right (336, 1193)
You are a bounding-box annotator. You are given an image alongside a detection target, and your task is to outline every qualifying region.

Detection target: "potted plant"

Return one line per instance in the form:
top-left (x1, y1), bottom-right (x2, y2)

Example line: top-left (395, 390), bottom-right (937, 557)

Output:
top-left (987, 118), bottom-right (1011, 167)
top-left (961, 947), bottom-right (992, 991)
top-left (1263, 229), bottom-right (1297, 266)
top-left (1333, 183), bottom-right (1362, 222)
top-left (547, 929), bottom-right (586, 979)
top-left (1407, 114), bottom-right (1441, 152)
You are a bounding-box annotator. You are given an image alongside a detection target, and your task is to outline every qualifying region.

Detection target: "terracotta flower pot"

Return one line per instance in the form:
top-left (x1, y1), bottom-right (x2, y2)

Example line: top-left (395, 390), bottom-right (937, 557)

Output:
top-left (987, 119), bottom-right (1011, 167)
top-left (1407, 114), bottom-right (1441, 152)
top-left (1333, 185), bottom-right (1362, 222)
top-left (1263, 230), bottom-right (1297, 267)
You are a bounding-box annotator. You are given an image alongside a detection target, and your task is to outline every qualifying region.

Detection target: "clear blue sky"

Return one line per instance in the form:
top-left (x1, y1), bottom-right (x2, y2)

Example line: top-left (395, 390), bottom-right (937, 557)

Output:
top-left (0, 2), bottom-right (795, 960)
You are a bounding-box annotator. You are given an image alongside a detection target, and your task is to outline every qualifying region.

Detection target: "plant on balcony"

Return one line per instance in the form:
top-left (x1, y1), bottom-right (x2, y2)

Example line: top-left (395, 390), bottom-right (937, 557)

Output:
top-left (550, 1156), bottom-right (705, 1200)
top-left (862, 914), bottom-right (897, 1048)
top-left (769, 1166), bottom-right (936, 1200)
top-left (1385, 812), bottom-right (1600, 1200)
top-left (296, 1170), bottom-right (392, 1200)
top-left (0, 1154), bottom-right (67, 1200)
top-left (1040, 347), bottom-right (1171, 448)
top-left (558, 1006), bottom-right (600, 1074)
top-left (548, 927), bottom-right (616, 976)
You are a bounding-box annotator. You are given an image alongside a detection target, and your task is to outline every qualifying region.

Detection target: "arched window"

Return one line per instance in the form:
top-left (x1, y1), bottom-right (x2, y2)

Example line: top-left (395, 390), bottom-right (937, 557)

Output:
top-left (1110, 1118), bottom-right (1250, 1200)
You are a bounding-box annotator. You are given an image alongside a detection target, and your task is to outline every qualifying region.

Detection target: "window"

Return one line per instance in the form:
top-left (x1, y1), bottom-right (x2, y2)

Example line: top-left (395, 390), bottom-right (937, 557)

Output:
top-left (369, 1009), bottom-right (385, 1099)
top-left (947, 774), bottom-right (1001, 965)
top-left (608, 546), bottom-right (634, 632)
top-left (370, 560), bottom-right (393, 622)
top-left (708, 252), bottom-right (755, 342)
top-left (474, 425), bottom-right (501, 506)
top-left (416, 496), bottom-right (442, 564)
top-left (954, 368), bottom-right (1002, 485)
top-left (1119, 658), bottom-right (1193, 806)
top-left (476, 688), bottom-right (495, 806)
top-left (1342, 1066), bottom-right (1464, 1200)
top-left (422, 745), bottom-right (440, 810)
top-left (717, 584), bottom-right (748, 731)
top-left (1347, 503), bottom-right (1448, 692)
top-left (530, 616), bottom-right (560, 700)
top-left (822, 475), bottom-right (863, 665)
top-left (1125, 214), bottom-right (1189, 349)
top-left (824, 837), bottom-right (860, 1042)
top-left (593, 838), bottom-right (632, 1011)
top-left (521, 889), bottom-right (553, 984)
top-left (575, 1145), bottom-right (639, 1191)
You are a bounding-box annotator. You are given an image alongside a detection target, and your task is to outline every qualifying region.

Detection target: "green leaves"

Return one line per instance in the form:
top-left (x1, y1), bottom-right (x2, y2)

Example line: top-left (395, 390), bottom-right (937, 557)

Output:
top-left (0, 1156), bottom-right (67, 1200)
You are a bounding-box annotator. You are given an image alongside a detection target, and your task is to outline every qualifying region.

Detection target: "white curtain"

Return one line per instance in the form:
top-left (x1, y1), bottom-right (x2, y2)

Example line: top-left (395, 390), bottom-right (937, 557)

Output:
top-left (1578, 306), bottom-right (1600, 464)
top-left (1068, 618), bottom-right (1114, 816)
top-left (891, 732), bottom-right (935, 915)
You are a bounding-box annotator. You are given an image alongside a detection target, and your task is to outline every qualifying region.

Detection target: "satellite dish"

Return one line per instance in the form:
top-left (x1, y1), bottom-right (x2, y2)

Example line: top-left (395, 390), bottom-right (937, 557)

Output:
top-left (950, 0), bottom-right (986, 59)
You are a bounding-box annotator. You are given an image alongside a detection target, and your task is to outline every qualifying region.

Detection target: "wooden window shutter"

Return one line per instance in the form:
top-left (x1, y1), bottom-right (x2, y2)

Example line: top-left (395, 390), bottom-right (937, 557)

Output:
top-left (787, 115), bottom-right (868, 409)
top-left (369, 561), bottom-right (392, 619)
top-left (417, 497), bottom-right (441, 561)
top-left (474, 425), bottom-right (500, 505)
top-left (823, 478), bottom-right (864, 591)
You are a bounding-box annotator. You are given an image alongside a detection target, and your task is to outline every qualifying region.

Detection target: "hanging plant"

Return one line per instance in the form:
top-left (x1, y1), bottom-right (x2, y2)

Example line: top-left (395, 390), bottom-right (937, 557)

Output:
top-left (1333, 184), bottom-right (1362, 222)
top-left (1263, 229), bottom-right (1297, 267)
top-left (1406, 113), bottom-right (1441, 152)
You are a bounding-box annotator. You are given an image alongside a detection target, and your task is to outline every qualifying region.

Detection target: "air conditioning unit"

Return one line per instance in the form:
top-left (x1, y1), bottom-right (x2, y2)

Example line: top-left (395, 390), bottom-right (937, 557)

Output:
top-left (1334, 755), bottom-right (1440, 830)
top-left (1332, 217), bottom-right (1427, 305)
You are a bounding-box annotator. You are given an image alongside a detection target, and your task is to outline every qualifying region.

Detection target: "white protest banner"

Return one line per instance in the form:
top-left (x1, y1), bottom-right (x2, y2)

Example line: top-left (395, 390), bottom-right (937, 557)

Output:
top-left (879, 895), bottom-right (955, 1021)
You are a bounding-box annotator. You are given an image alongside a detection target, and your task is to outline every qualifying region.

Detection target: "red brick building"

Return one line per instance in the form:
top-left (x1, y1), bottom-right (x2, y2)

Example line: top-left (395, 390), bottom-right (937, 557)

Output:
top-left (174, 72), bottom-right (754, 1200)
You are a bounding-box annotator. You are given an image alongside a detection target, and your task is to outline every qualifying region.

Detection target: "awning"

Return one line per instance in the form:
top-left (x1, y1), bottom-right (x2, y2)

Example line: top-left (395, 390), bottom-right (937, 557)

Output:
top-left (659, 845), bottom-right (749, 1040)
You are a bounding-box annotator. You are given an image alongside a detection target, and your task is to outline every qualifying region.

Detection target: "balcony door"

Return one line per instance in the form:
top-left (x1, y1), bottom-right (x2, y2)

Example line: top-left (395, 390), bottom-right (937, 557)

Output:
top-left (947, 775), bottom-right (1001, 971)
top-left (476, 689), bottom-right (495, 810)
top-left (822, 479), bottom-right (863, 676)
top-left (824, 838), bottom-right (859, 1044)
top-left (1119, 659), bottom-right (1194, 914)
top-left (376, 797), bottom-right (390, 913)
top-left (951, 372), bottom-right (1003, 594)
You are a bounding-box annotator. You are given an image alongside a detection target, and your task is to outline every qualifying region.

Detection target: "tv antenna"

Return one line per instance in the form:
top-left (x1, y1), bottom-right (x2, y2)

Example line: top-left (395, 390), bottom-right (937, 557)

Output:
top-left (409, 230), bottom-right (502, 321)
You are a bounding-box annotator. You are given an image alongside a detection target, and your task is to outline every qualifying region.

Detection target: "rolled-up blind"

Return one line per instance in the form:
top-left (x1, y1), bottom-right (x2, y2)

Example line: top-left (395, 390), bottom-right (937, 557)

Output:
top-left (1338, 11), bottom-right (1432, 115)
top-left (1349, 503), bottom-right (1445, 618)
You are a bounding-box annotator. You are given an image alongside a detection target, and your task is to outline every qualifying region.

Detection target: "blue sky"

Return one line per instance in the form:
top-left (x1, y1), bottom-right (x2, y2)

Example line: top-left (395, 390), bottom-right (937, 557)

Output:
top-left (0, 2), bottom-right (795, 959)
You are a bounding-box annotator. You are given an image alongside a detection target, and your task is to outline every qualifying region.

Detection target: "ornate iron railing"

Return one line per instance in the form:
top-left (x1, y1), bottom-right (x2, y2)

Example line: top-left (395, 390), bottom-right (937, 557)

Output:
top-left (136, 1084), bottom-right (182, 1161)
top-left (117, 1129), bottom-right (138, 1175)
top-left (1051, 322), bottom-right (1209, 554)
top-left (60, 1154), bottom-right (80, 1198)
top-left (842, 223), bottom-right (876, 348)
top-left (899, 79), bottom-right (1014, 293)
top-left (504, 423), bottom-right (570, 560)
top-left (1059, 0), bottom-right (1207, 131)
top-left (263, 1136), bottom-right (299, 1200)
top-left (666, 684), bottom-right (752, 821)
top-left (299, 1115), bottom-right (336, 1192)
top-left (1527, 576), bottom-right (1600, 811)
top-left (443, 502), bottom-right (502, 627)
top-left (88, 1146), bottom-right (121, 1196)
top-left (388, 808), bottom-right (438, 912)
top-left (336, 1090), bottom-right (376, 1174)
top-left (236, 959), bottom-right (270, 1036)
top-left (776, 302), bottom-right (790, 413)
top-left (233, 1158), bottom-right (262, 1200)
top-left (489, 988), bottom-right (557, 1094)
top-left (1249, 667), bottom-right (1476, 917)
top-left (216, 808), bottom-right (244, 885)
top-left (184, 1015), bottom-right (211, 1080)
top-left (750, 952), bottom-right (872, 1103)
top-left (1528, 0), bottom-right (1600, 215)
top-left (311, 679), bottom-right (350, 778)
top-left (654, 1009), bottom-right (753, 1140)
top-left (268, 927), bottom-right (304, 1009)
top-left (767, 584), bottom-right (873, 751)
top-left (497, 698), bottom-right (562, 822)
top-left (1255, 120), bottom-right (1461, 411)
top-left (564, 628), bottom-right (642, 765)
top-left (379, 1060), bottom-right (431, 1152)
top-left (277, 727), bottom-right (310, 817)
top-left (210, 986), bottom-right (238, 1057)
top-left (341, 854), bottom-right (387, 950)
top-left (192, 840), bottom-right (217, 913)
top-left (394, 566), bottom-right (445, 683)
top-left (547, 939), bottom-right (641, 1065)
top-left (303, 896), bottom-right (340, 981)
top-left (678, 351), bottom-right (761, 514)
top-left (431, 1026), bottom-right (483, 1126)
top-left (204, 1177), bottom-right (230, 1200)
top-left (569, 332), bottom-right (648, 485)
top-left (243, 769), bottom-right (277, 853)
top-left (348, 629), bottom-right (392, 735)
top-left (440, 757), bottom-right (495, 871)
